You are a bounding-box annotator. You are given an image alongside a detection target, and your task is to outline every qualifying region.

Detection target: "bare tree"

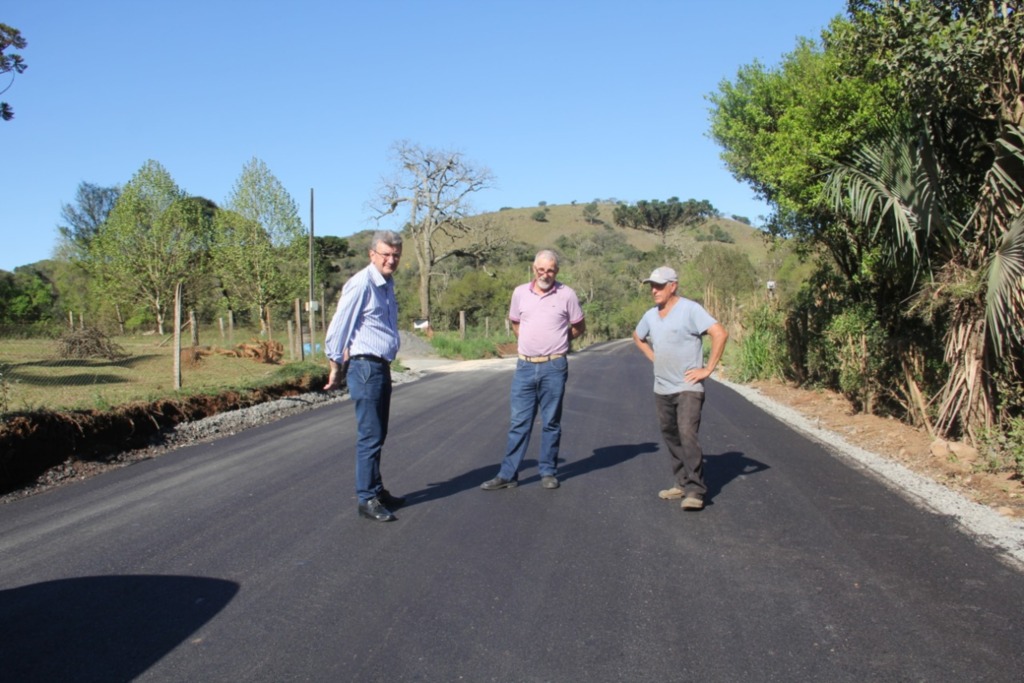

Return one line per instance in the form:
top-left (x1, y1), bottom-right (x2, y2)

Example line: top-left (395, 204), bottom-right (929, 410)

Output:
top-left (373, 141), bottom-right (495, 322)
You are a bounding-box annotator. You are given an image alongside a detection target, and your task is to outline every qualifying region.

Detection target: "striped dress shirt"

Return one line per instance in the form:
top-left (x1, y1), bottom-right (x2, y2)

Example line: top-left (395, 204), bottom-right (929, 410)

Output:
top-left (324, 264), bottom-right (400, 362)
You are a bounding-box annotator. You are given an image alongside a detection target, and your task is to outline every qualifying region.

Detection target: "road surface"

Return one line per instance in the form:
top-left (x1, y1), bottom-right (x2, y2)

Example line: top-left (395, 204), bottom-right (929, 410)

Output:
top-left (1, 340), bottom-right (1022, 681)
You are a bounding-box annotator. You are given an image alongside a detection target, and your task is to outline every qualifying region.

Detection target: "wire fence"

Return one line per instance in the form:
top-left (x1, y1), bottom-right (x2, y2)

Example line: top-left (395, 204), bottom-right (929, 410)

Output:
top-left (0, 315), bottom-right (328, 419)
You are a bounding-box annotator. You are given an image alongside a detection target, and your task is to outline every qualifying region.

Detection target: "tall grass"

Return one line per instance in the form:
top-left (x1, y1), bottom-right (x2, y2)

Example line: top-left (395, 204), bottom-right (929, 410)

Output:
top-left (734, 304), bottom-right (787, 382)
top-left (429, 330), bottom-right (516, 360)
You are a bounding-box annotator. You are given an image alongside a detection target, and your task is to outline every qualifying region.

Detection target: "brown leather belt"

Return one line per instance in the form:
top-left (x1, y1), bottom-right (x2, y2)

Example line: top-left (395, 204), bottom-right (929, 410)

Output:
top-left (518, 353), bottom-right (565, 363)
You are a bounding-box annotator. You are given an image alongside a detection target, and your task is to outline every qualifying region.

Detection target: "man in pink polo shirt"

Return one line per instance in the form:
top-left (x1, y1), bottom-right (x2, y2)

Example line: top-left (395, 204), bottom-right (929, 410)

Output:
top-left (481, 249), bottom-right (586, 491)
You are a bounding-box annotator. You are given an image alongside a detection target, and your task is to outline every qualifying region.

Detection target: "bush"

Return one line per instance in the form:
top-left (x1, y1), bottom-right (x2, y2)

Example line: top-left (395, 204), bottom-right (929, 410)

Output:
top-left (824, 305), bottom-right (887, 412)
top-left (735, 304), bottom-right (787, 382)
top-left (531, 210), bottom-right (548, 222)
top-left (978, 416), bottom-right (1024, 478)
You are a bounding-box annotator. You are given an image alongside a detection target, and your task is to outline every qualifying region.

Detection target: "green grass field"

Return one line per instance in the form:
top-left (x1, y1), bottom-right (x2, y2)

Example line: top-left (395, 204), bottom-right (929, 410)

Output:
top-left (0, 330), bottom-right (330, 415)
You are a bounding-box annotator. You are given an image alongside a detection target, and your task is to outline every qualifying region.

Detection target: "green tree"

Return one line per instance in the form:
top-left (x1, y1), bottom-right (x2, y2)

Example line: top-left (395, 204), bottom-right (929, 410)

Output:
top-left (58, 182), bottom-right (121, 259)
top-left (0, 23), bottom-right (27, 121)
top-left (582, 201), bottom-right (601, 224)
top-left (0, 267), bottom-right (53, 324)
top-left (89, 160), bottom-right (211, 334)
top-left (613, 197), bottom-right (717, 246)
top-left (707, 32), bottom-right (897, 270)
top-left (216, 158), bottom-right (307, 334)
top-left (211, 209), bottom-right (278, 330)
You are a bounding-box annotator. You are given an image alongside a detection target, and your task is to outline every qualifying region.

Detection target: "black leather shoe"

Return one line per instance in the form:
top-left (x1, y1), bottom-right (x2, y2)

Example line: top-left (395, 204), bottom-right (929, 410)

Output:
top-left (358, 497), bottom-right (396, 522)
top-left (379, 489), bottom-right (406, 508)
top-left (480, 476), bottom-right (518, 490)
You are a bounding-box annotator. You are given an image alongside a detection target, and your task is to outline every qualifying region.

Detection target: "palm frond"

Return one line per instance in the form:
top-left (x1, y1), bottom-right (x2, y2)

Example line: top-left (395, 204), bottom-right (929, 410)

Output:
top-left (985, 214), bottom-right (1024, 359)
top-left (971, 125), bottom-right (1024, 249)
top-left (824, 120), bottom-right (954, 272)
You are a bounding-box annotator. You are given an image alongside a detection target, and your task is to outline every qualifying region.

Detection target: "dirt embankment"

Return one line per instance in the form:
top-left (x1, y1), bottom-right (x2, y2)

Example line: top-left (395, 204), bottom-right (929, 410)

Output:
top-left (0, 373), bottom-right (328, 499)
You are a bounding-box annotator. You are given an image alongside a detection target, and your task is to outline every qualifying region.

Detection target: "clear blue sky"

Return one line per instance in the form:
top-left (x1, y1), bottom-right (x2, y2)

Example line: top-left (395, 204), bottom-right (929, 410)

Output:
top-left (1, 0), bottom-right (847, 272)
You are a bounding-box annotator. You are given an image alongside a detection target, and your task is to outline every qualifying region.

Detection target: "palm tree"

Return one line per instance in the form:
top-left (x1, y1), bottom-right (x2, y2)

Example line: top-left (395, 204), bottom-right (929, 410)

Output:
top-left (825, 119), bottom-right (1024, 442)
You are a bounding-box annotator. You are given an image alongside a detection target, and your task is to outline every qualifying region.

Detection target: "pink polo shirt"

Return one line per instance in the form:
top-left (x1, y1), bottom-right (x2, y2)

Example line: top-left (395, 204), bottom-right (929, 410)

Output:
top-left (509, 281), bottom-right (585, 357)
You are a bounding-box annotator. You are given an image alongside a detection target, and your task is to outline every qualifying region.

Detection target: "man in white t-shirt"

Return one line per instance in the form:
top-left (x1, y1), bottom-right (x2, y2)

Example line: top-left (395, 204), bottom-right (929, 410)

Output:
top-left (633, 266), bottom-right (728, 511)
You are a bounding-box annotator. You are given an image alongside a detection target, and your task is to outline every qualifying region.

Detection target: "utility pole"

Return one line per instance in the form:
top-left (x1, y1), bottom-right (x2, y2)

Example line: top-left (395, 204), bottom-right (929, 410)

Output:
top-left (308, 188), bottom-right (317, 358)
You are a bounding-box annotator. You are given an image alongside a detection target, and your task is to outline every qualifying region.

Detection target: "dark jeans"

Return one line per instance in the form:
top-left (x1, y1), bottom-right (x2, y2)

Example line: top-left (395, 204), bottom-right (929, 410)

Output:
top-left (654, 390), bottom-right (706, 497)
top-left (497, 356), bottom-right (569, 480)
top-left (347, 358), bottom-right (392, 503)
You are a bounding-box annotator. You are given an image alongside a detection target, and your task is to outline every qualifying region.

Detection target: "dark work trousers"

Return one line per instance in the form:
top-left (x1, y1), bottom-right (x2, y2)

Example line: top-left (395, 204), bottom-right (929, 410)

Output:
top-left (654, 390), bottom-right (707, 497)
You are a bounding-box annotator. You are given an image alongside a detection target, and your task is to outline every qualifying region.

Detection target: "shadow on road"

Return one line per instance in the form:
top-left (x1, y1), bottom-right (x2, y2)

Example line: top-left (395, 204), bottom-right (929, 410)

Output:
top-left (704, 451), bottom-right (770, 503)
top-left (0, 574), bottom-right (239, 682)
top-left (558, 442), bottom-right (660, 482)
top-left (403, 464), bottom-right (498, 507)
top-left (402, 443), bottom-right (662, 505)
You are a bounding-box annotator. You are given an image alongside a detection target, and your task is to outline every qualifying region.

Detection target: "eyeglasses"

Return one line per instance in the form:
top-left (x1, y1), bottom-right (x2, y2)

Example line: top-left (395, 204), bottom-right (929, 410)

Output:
top-left (534, 267), bottom-right (557, 275)
top-left (373, 249), bottom-right (402, 262)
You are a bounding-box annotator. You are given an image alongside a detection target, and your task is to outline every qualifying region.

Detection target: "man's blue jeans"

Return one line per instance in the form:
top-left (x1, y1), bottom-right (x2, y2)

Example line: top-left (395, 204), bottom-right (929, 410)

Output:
top-left (497, 356), bottom-right (569, 480)
top-left (347, 358), bottom-right (392, 503)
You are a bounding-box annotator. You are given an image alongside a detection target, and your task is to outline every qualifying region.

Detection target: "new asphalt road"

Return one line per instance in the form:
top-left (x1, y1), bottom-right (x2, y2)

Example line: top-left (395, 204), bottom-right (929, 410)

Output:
top-left (1, 340), bottom-right (1022, 681)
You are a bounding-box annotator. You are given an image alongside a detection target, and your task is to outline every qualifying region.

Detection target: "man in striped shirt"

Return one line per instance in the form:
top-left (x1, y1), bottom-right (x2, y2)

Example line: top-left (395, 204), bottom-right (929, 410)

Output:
top-left (324, 230), bottom-right (405, 522)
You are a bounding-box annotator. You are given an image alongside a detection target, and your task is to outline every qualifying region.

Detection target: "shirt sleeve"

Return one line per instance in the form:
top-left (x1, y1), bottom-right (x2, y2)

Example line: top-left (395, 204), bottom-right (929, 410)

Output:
top-left (324, 276), bottom-right (366, 362)
top-left (566, 289), bottom-right (585, 325)
top-left (635, 310), bottom-right (651, 340)
top-left (508, 285), bottom-right (523, 323)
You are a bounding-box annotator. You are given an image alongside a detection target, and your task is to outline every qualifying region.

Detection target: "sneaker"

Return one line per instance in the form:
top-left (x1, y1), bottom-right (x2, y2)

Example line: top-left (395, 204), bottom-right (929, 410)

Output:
top-left (681, 495), bottom-right (705, 511)
top-left (658, 486), bottom-right (685, 500)
top-left (541, 475), bottom-right (560, 489)
top-left (481, 476), bottom-right (518, 490)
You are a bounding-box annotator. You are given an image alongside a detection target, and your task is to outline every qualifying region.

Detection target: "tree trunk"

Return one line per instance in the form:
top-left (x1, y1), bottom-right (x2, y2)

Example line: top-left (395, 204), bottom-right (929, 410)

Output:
top-left (414, 236), bottom-right (432, 321)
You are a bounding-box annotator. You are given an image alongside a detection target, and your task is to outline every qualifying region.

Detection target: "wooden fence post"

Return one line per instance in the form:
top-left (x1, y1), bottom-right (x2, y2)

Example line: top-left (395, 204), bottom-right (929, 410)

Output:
top-left (174, 283), bottom-right (182, 390)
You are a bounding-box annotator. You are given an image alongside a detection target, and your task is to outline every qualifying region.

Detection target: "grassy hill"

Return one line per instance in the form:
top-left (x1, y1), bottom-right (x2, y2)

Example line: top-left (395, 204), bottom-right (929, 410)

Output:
top-left (467, 201), bottom-right (795, 282)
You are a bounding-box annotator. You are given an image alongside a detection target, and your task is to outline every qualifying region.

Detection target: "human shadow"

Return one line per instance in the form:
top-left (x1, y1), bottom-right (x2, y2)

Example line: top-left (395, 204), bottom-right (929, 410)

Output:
top-left (402, 463), bottom-right (499, 507)
top-left (401, 443), bottom-right (660, 507)
top-left (554, 442), bottom-right (660, 483)
top-left (0, 574), bottom-right (239, 682)
top-left (12, 354), bottom-right (158, 370)
top-left (703, 451), bottom-right (770, 502)
top-left (8, 371), bottom-right (129, 386)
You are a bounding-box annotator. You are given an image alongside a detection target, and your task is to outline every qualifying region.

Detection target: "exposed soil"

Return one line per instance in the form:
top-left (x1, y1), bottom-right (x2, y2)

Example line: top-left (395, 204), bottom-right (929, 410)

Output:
top-left (745, 379), bottom-right (1024, 519)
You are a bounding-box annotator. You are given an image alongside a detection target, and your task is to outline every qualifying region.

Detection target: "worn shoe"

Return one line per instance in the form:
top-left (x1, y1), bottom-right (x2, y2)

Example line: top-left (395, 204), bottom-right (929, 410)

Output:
top-left (379, 489), bottom-right (406, 508)
top-left (681, 495), bottom-right (705, 511)
top-left (541, 475), bottom-right (560, 489)
top-left (658, 486), bottom-right (685, 500)
top-left (480, 476), bottom-right (518, 490)
top-left (358, 497), bottom-right (396, 522)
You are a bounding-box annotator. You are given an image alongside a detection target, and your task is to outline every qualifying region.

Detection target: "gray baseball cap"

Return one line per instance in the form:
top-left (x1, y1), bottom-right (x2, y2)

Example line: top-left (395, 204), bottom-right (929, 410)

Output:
top-left (642, 266), bottom-right (678, 285)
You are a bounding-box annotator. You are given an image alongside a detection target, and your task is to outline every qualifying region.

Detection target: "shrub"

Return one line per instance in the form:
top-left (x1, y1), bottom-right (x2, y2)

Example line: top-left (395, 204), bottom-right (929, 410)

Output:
top-left (735, 304), bottom-right (787, 382)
